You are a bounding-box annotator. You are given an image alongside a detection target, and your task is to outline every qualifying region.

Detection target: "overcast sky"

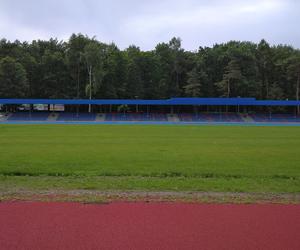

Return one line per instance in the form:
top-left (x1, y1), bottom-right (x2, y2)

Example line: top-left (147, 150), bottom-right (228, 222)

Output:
top-left (0, 0), bottom-right (299, 50)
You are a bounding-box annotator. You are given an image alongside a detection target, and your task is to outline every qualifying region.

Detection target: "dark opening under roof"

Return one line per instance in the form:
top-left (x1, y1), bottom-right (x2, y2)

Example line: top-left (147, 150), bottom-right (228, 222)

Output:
top-left (0, 98), bottom-right (300, 106)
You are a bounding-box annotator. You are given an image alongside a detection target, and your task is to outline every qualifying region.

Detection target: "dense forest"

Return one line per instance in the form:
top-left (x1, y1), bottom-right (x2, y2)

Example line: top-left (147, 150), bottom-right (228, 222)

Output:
top-left (0, 34), bottom-right (299, 101)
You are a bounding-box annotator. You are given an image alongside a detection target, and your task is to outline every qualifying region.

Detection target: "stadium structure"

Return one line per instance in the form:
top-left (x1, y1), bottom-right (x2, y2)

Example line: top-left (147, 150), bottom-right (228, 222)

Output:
top-left (1, 97), bottom-right (300, 124)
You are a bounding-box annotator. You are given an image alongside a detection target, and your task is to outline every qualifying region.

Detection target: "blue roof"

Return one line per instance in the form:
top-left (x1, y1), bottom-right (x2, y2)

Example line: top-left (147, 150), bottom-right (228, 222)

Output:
top-left (167, 98), bottom-right (256, 105)
top-left (0, 98), bottom-right (299, 106)
top-left (0, 99), bottom-right (167, 105)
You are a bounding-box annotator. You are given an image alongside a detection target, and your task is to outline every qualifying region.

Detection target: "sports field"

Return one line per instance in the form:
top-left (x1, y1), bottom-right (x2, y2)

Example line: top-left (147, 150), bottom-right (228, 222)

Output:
top-left (0, 124), bottom-right (300, 195)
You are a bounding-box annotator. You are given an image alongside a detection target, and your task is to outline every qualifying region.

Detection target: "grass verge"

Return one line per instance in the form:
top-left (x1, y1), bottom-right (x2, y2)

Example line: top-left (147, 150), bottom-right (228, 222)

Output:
top-left (0, 125), bottom-right (299, 202)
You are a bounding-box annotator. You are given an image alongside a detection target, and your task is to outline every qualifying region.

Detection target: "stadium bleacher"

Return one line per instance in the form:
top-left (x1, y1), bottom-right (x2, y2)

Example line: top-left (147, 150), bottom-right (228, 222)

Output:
top-left (249, 114), bottom-right (300, 122)
top-left (105, 113), bottom-right (168, 121)
top-left (178, 113), bottom-right (244, 122)
top-left (8, 112), bottom-right (50, 121)
top-left (2, 112), bottom-right (300, 123)
top-left (57, 112), bottom-right (96, 121)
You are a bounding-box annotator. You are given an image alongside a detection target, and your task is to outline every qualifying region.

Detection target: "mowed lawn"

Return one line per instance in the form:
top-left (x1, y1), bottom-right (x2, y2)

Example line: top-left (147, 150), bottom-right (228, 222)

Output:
top-left (0, 124), bottom-right (300, 193)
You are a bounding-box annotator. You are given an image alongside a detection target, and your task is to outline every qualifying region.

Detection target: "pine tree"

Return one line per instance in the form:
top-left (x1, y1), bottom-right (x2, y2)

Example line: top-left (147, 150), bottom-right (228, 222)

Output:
top-left (183, 68), bottom-right (201, 97)
top-left (215, 59), bottom-right (242, 97)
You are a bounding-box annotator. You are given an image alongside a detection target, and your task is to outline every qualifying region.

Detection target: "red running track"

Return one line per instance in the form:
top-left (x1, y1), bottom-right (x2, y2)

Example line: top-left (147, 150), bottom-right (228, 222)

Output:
top-left (0, 202), bottom-right (299, 250)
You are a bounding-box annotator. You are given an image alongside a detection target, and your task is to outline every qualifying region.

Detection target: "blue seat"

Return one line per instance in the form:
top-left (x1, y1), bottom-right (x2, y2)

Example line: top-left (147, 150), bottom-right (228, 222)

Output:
top-left (57, 113), bottom-right (96, 121)
top-left (8, 112), bottom-right (49, 121)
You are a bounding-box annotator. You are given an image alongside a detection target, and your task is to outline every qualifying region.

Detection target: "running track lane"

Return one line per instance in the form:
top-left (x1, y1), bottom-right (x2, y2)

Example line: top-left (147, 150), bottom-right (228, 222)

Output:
top-left (0, 202), bottom-right (299, 250)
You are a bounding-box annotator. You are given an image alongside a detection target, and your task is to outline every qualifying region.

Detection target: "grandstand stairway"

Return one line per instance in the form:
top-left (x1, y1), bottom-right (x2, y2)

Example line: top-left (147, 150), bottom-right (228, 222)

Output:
top-left (167, 114), bottom-right (180, 122)
top-left (47, 113), bottom-right (58, 121)
top-left (241, 115), bottom-right (254, 123)
top-left (96, 113), bottom-right (106, 121)
top-left (0, 113), bottom-right (10, 121)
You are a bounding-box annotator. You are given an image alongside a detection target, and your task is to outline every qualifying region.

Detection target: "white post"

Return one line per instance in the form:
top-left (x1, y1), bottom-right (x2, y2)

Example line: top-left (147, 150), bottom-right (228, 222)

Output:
top-left (88, 65), bottom-right (92, 113)
top-left (297, 72), bottom-right (299, 115)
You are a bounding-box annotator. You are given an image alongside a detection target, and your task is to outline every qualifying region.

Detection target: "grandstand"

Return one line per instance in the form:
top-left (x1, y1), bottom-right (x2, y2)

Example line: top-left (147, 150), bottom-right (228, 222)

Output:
top-left (0, 97), bottom-right (300, 123)
top-left (6, 112), bottom-right (49, 121)
top-left (178, 113), bottom-right (244, 122)
top-left (56, 112), bottom-right (97, 121)
top-left (105, 113), bottom-right (168, 122)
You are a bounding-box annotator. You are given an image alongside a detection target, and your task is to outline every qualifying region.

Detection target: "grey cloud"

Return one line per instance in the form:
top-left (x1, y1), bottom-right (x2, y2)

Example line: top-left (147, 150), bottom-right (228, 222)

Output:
top-left (0, 0), bottom-right (299, 50)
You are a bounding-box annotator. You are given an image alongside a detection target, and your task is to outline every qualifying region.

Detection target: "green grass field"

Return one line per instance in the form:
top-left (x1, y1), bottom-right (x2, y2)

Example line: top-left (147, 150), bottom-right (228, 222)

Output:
top-left (0, 124), bottom-right (300, 194)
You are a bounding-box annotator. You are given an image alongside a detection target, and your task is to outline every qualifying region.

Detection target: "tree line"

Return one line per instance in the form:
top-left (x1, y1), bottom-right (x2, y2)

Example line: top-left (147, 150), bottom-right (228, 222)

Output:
top-left (0, 34), bottom-right (299, 102)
